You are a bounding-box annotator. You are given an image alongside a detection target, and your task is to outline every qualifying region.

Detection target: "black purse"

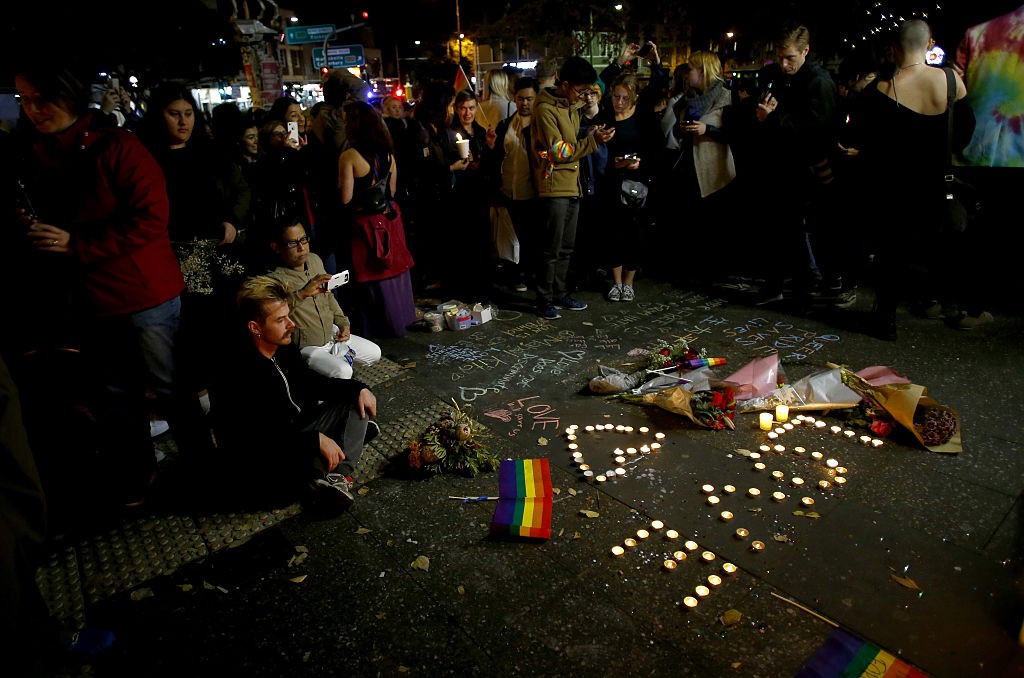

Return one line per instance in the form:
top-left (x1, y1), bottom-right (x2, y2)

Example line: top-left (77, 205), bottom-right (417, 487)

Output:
top-left (359, 154), bottom-right (393, 215)
top-left (619, 178), bottom-right (649, 209)
top-left (942, 68), bottom-right (981, 233)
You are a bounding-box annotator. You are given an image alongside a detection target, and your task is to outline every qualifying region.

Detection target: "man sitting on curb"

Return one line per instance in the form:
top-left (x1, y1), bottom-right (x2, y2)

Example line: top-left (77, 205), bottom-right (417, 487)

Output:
top-left (267, 212), bottom-right (382, 380)
top-left (208, 275), bottom-right (378, 514)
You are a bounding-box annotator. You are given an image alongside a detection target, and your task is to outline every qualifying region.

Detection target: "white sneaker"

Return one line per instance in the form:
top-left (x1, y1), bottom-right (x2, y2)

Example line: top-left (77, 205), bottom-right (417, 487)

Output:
top-left (621, 284), bottom-right (635, 302)
top-left (150, 419), bottom-right (170, 438)
top-left (607, 284), bottom-right (623, 302)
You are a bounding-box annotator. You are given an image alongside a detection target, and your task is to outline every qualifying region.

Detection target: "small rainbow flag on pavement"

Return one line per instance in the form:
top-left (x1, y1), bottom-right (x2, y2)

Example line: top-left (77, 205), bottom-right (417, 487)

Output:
top-left (796, 628), bottom-right (928, 678)
top-left (491, 458), bottom-right (553, 540)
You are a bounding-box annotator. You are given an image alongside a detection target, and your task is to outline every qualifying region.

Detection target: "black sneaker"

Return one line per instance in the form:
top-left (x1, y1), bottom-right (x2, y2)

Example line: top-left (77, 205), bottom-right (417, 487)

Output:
top-left (309, 473), bottom-right (354, 515)
top-left (538, 305), bottom-right (562, 320)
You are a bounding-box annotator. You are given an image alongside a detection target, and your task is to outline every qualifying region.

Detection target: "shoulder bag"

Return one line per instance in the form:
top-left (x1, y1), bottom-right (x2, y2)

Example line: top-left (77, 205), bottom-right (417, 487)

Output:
top-left (942, 68), bottom-right (981, 233)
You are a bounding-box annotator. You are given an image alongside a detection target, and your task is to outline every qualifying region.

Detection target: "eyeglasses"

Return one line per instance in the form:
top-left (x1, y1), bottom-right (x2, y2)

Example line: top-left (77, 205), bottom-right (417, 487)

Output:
top-left (571, 85), bottom-right (591, 98)
top-left (582, 90), bottom-right (600, 99)
top-left (283, 235), bottom-right (311, 249)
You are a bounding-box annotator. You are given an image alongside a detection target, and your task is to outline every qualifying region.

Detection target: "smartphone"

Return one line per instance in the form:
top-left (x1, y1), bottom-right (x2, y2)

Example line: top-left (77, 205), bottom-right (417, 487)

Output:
top-left (287, 121), bottom-right (300, 143)
top-left (760, 81), bottom-right (775, 103)
top-left (15, 179), bottom-right (37, 221)
top-left (623, 152), bottom-right (639, 161)
top-left (325, 270), bottom-right (350, 291)
top-left (636, 42), bottom-right (653, 58)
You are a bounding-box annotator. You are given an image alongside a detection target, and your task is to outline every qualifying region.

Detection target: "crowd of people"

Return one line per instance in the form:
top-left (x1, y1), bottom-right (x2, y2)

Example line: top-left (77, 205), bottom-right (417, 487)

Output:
top-left (0, 17), bottom-right (996, 518)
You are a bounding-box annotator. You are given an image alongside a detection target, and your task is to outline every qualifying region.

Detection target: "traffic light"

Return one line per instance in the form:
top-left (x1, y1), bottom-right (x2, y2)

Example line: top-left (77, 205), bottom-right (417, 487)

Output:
top-left (361, 11), bottom-right (369, 19)
top-left (393, 85), bottom-right (405, 100)
top-left (320, 66), bottom-right (330, 78)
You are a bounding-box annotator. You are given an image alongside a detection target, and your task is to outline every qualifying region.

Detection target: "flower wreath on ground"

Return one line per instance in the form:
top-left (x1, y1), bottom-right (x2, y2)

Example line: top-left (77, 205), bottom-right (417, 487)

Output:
top-left (404, 401), bottom-right (501, 476)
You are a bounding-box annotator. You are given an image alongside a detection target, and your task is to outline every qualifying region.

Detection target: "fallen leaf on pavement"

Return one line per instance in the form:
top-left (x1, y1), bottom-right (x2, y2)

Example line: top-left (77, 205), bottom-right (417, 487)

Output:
top-left (890, 574), bottom-right (921, 591)
top-left (410, 555), bottom-right (430, 571)
top-left (720, 609), bottom-right (743, 626)
top-left (356, 527), bottom-right (372, 535)
top-left (457, 585), bottom-right (465, 595)
top-left (567, 487), bottom-right (577, 496)
top-left (579, 510), bottom-right (600, 518)
top-left (552, 487), bottom-right (560, 495)
top-left (289, 575), bottom-right (308, 584)
top-left (357, 486), bottom-right (370, 495)
top-left (774, 534), bottom-right (790, 542)
top-left (130, 587), bottom-right (154, 601)
top-left (538, 437), bottom-right (549, 446)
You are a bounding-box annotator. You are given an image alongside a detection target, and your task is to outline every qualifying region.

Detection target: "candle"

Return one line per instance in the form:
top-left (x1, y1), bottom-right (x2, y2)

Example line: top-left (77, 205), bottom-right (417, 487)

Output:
top-left (772, 491), bottom-right (786, 502)
top-left (818, 480), bottom-right (831, 489)
top-left (583, 470), bottom-right (595, 479)
top-left (614, 456), bottom-right (626, 464)
top-left (792, 418), bottom-right (802, 426)
top-left (843, 429), bottom-right (856, 437)
top-left (568, 443), bottom-right (578, 450)
top-left (569, 424), bottom-right (578, 431)
top-left (773, 445), bottom-right (786, 453)
top-left (650, 443), bottom-right (661, 450)
top-left (783, 423), bottom-right (794, 431)
top-left (811, 451), bottom-right (823, 460)
top-left (624, 426), bottom-right (634, 432)
top-left (655, 432), bottom-right (666, 440)
top-left (636, 529), bottom-right (650, 540)
top-left (721, 562), bottom-right (737, 575)
top-left (585, 425), bottom-right (595, 432)
top-left (673, 550), bottom-right (687, 561)
top-left (753, 462), bottom-right (766, 471)
top-left (578, 464), bottom-right (590, 472)
top-left (801, 497), bottom-right (815, 506)
top-left (615, 425), bottom-right (625, 432)
top-left (830, 425), bottom-right (842, 434)
top-left (566, 434), bottom-right (576, 441)
top-left (774, 427), bottom-right (785, 435)
top-left (835, 467), bottom-right (847, 475)
top-left (626, 447), bottom-right (637, 455)
top-left (663, 559), bottom-right (677, 571)
top-left (735, 528), bottom-right (749, 539)
top-left (684, 540), bottom-right (699, 551)
top-left (751, 540), bottom-right (766, 552)
top-left (683, 596), bottom-right (698, 609)
top-left (455, 137), bottom-right (470, 159)
top-left (720, 510), bottom-right (733, 521)
top-left (805, 417), bottom-right (816, 423)
top-left (639, 426), bottom-right (650, 433)
top-left (759, 445), bottom-right (772, 453)
top-left (701, 551), bottom-right (716, 562)
top-left (596, 475), bottom-right (606, 483)
top-left (624, 538), bottom-right (637, 549)
top-left (815, 420), bottom-right (827, 428)
top-left (859, 435), bottom-right (872, 444)
top-left (834, 476), bottom-right (846, 485)
top-left (749, 452), bottom-right (761, 459)
top-left (695, 585), bottom-right (711, 597)
top-left (871, 439), bottom-right (884, 447)
top-left (771, 470), bottom-right (784, 479)
top-left (605, 424), bottom-right (615, 430)
top-left (706, 495), bottom-right (720, 506)
top-left (747, 488), bottom-right (761, 497)
top-left (826, 458), bottom-right (838, 468)
top-left (615, 467), bottom-right (626, 476)
top-left (793, 446), bottom-right (806, 454)
top-left (775, 404), bottom-right (789, 422)
top-left (651, 520), bottom-right (664, 531)
top-left (572, 451), bottom-right (583, 460)
top-left (707, 574), bottom-right (723, 587)
top-left (702, 484), bottom-right (715, 494)
top-left (723, 485), bottom-right (736, 494)
top-left (767, 432), bottom-right (778, 440)
top-left (610, 545), bottom-right (625, 556)
top-left (639, 445), bottom-right (651, 453)
top-left (758, 413), bottom-right (774, 431)
top-left (791, 477), bottom-right (804, 487)
top-left (665, 529), bottom-right (679, 540)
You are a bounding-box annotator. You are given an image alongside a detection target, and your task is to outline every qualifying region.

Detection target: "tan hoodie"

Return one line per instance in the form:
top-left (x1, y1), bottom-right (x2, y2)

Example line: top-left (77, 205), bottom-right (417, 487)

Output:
top-left (531, 87), bottom-right (600, 198)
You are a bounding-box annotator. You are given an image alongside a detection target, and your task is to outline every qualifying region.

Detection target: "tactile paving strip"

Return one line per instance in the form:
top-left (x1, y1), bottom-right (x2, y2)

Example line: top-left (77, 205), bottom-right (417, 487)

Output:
top-left (195, 505), bottom-right (303, 553)
top-left (35, 543), bottom-right (86, 630)
top-left (354, 356), bottom-right (408, 388)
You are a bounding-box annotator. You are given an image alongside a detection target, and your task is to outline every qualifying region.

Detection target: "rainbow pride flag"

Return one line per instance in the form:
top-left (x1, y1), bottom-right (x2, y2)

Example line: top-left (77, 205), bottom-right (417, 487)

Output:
top-left (796, 628), bottom-right (929, 678)
top-left (491, 459), bottom-right (553, 540)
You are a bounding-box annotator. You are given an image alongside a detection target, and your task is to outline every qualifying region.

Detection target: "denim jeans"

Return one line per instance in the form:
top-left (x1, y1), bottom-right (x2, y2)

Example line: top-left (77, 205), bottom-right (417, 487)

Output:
top-left (536, 196), bottom-right (580, 306)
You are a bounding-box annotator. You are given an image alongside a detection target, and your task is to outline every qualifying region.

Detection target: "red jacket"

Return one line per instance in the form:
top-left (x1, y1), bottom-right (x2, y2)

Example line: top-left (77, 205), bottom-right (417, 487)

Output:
top-left (27, 112), bottom-right (184, 316)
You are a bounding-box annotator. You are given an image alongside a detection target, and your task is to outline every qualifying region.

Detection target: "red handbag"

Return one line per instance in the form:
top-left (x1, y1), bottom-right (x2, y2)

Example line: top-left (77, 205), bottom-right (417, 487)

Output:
top-left (350, 202), bottom-right (415, 282)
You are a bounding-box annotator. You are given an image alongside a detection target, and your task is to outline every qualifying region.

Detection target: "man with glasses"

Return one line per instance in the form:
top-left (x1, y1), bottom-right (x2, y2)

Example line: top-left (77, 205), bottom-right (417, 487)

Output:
top-left (531, 56), bottom-right (615, 319)
top-left (266, 211), bottom-right (381, 380)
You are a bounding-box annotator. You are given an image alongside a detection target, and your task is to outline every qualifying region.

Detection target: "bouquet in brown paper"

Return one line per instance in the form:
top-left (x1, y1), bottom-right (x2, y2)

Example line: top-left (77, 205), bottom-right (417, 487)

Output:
top-left (834, 365), bottom-right (962, 454)
top-left (611, 385), bottom-right (737, 430)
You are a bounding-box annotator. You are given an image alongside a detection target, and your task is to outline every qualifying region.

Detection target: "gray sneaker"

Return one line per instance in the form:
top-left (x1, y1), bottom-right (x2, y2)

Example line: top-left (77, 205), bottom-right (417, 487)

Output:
top-left (310, 473), bottom-right (354, 515)
top-left (607, 284), bottom-right (623, 302)
top-left (621, 284), bottom-right (635, 302)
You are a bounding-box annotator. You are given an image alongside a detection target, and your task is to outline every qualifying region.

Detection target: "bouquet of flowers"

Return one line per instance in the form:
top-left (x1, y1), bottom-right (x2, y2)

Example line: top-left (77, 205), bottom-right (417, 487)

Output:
top-left (612, 385), bottom-right (737, 430)
top-left (644, 338), bottom-right (702, 372)
top-left (174, 238), bottom-right (247, 296)
top-left (405, 401), bottom-right (501, 476)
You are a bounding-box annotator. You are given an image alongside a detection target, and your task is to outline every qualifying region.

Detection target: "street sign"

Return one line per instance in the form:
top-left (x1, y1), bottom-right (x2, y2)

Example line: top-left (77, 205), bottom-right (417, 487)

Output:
top-left (285, 24), bottom-right (335, 45)
top-left (312, 45), bottom-right (365, 69)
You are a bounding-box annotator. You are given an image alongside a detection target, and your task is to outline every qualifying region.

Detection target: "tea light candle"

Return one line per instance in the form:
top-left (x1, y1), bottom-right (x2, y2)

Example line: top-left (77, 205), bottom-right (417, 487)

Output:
top-left (695, 585), bottom-right (711, 597)
top-left (818, 480), bottom-right (831, 489)
top-left (751, 540), bottom-right (766, 552)
top-left (614, 456), bottom-right (626, 464)
top-left (639, 426), bottom-right (650, 433)
top-left (569, 424), bottom-right (578, 430)
top-left (759, 445), bottom-right (772, 453)
top-left (775, 404), bottom-right (789, 422)
top-left (826, 458), bottom-right (838, 468)
top-left (578, 464), bottom-right (590, 472)
top-left (663, 559), bottom-right (677, 571)
top-left (753, 462), bottom-right (766, 471)
top-left (673, 550), bottom-right (687, 561)
top-left (665, 529), bottom-right (679, 540)
top-left (871, 439), bottom-right (884, 447)
top-left (791, 477), bottom-right (804, 487)
top-left (583, 470), bottom-right (595, 480)
top-left (844, 429), bottom-right (856, 438)
top-left (684, 540), bottom-right (699, 551)
top-left (596, 475), bottom-right (607, 483)
top-left (859, 435), bottom-right (872, 444)
top-left (568, 443), bottom-right (578, 450)
top-left (815, 420), bottom-right (827, 428)
top-left (767, 432), bottom-right (778, 440)
top-left (624, 538), bottom-right (637, 549)
top-left (566, 434), bottom-right (577, 441)
top-left (683, 596), bottom-right (698, 609)
top-left (702, 484), bottom-right (715, 494)
top-left (749, 452), bottom-right (761, 460)
top-left (811, 451), bottom-right (823, 460)
top-left (639, 445), bottom-right (651, 453)
top-left (834, 476), bottom-right (846, 485)
top-left (655, 432), bottom-right (666, 440)
top-left (721, 562), bottom-right (737, 575)
top-left (793, 446), bottom-right (806, 454)
top-left (636, 529), bottom-right (650, 540)
top-left (604, 424), bottom-right (616, 430)
top-left (615, 425), bottom-right (625, 432)
top-left (735, 528), bottom-right (749, 539)
top-left (759, 413), bottom-right (774, 431)
top-left (835, 467), bottom-right (847, 475)
top-left (747, 488), bottom-right (761, 497)
top-left (771, 470), bottom-right (784, 479)
top-left (774, 427), bottom-right (785, 435)
top-left (614, 467), bottom-right (626, 476)
top-left (707, 574), bottom-right (723, 587)
top-left (805, 417), bottom-right (816, 423)
top-left (610, 545), bottom-right (625, 556)
top-left (572, 451), bottom-right (583, 460)
top-left (706, 495), bottom-right (720, 506)
top-left (624, 426), bottom-right (634, 432)
top-left (773, 445), bottom-right (786, 453)
top-left (830, 425), bottom-right (842, 434)
top-left (651, 520), bottom-right (664, 531)
top-left (783, 423), bottom-right (794, 431)
top-left (626, 447), bottom-right (637, 455)
top-left (772, 491), bottom-right (786, 502)
top-left (801, 497), bottom-right (815, 506)
top-left (585, 425), bottom-right (595, 432)
top-left (723, 485), bottom-right (736, 494)
top-left (720, 510), bottom-right (734, 521)
top-left (792, 418), bottom-right (803, 426)
top-left (701, 551), bottom-right (716, 562)
top-left (650, 442), bottom-right (661, 450)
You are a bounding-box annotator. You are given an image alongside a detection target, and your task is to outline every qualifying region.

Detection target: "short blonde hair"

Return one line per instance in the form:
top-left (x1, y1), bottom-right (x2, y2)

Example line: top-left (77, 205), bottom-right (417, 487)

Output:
top-left (486, 69), bottom-right (512, 101)
top-left (237, 275), bottom-right (290, 323)
top-left (688, 51), bottom-right (724, 92)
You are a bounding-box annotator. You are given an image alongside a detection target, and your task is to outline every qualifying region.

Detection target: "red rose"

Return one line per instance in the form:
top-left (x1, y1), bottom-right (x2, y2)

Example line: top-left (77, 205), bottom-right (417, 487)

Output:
top-left (712, 391), bottom-right (724, 408)
top-left (870, 420), bottom-right (893, 437)
top-left (659, 349), bottom-right (671, 356)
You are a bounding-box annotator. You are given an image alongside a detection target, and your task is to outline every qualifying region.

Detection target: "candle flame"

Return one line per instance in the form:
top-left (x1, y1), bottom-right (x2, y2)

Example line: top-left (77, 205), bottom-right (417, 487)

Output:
top-left (455, 133), bottom-right (463, 141)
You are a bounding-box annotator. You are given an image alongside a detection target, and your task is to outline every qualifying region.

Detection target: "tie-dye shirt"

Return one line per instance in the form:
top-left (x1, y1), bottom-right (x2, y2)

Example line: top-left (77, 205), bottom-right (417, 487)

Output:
top-left (955, 6), bottom-right (1024, 167)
